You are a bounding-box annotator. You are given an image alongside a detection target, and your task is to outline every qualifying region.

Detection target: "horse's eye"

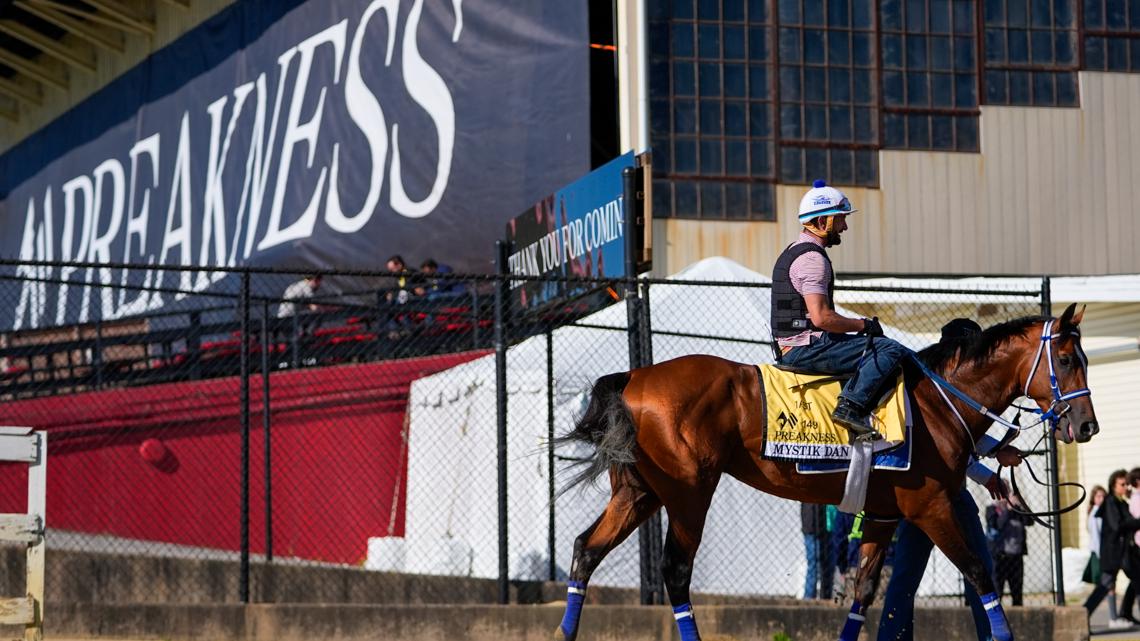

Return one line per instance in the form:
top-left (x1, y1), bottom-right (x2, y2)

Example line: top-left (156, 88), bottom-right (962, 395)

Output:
top-left (1059, 355), bottom-right (1072, 367)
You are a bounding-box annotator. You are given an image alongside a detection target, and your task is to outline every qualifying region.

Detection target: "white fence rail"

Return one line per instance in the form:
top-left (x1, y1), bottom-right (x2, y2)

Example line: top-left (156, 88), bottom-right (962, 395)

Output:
top-left (0, 428), bottom-right (45, 641)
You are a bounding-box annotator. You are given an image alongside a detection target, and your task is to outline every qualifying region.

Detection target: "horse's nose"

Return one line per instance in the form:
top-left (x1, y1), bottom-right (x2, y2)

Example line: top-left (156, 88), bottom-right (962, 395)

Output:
top-left (1078, 421), bottom-right (1099, 441)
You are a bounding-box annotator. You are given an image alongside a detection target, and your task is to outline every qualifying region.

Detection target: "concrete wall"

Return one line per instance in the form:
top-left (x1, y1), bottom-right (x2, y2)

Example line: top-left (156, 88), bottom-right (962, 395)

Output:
top-left (41, 603), bottom-right (1089, 641)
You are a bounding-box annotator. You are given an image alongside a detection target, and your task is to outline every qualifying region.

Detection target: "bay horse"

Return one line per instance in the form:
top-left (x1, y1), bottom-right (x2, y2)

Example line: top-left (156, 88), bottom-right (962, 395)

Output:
top-left (554, 303), bottom-right (1097, 641)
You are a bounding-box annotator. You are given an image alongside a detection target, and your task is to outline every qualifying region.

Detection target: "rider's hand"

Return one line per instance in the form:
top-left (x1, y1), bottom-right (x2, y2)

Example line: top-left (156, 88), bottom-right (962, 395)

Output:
top-left (862, 317), bottom-right (885, 337)
top-left (985, 474), bottom-right (1010, 501)
top-left (995, 446), bottom-right (1023, 468)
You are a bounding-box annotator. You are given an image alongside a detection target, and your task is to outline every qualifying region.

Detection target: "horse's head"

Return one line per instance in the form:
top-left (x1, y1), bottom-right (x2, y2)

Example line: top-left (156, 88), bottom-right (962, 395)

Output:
top-left (1022, 303), bottom-right (1098, 444)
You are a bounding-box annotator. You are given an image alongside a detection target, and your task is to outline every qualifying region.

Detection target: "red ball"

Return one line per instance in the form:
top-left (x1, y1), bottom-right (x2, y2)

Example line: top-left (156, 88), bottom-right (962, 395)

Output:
top-left (139, 438), bottom-right (168, 464)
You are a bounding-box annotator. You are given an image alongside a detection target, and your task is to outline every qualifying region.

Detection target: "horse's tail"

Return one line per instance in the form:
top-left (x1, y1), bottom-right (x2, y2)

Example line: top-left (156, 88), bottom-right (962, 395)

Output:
top-left (554, 371), bottom-right (637, 495)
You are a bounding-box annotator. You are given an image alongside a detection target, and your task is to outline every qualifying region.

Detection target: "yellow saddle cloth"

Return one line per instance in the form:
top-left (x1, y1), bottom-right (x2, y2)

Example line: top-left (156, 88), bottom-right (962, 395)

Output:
top-left (758, 365), bottom-right (908, 461)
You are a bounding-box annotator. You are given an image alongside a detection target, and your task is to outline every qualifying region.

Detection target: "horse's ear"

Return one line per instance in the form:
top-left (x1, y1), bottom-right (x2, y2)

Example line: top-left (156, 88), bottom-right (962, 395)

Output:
top-left (1058, 302), bottom-right (1083, 332)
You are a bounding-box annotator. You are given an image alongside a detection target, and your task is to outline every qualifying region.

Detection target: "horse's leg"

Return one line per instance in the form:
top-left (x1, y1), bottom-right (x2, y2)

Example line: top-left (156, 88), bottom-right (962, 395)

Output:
top-left (912, 500), bottom-right (1011, 641)
top-left (556, 465), bottom-right (662, 641)
top-left (840, 517), bottom-right (898, 641)
top-left (660, 485), bottom-right (717, 641)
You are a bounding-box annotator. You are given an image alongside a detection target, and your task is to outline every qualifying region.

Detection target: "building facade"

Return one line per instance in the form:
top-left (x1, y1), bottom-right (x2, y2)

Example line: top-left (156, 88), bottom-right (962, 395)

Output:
top-left (646, 0), bottom-right (1140, 276)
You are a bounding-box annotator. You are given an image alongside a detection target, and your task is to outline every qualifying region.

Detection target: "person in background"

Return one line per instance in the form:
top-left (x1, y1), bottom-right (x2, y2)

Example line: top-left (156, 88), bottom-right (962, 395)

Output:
top-left (831, 509), bottom-right (856, 600)
top-left (1084, 469), bottom-right (1140, 630)
top-left (414, 259), bottom-right (464, 299)
top-left (876, 318), bottom-right (1023, 641)
top-left (801, 502), bottom-right (834, 600)
top-left (1085, 484), bottom-right (1107, 593)
top-left (277, 274), bottom-right (322, 319)
top-left (986, 492), bottom-right (1034, 606)
top-left (1119, 469), bottom-right (1140, 623)
top-left (385, 255), bottom-right (417, 304)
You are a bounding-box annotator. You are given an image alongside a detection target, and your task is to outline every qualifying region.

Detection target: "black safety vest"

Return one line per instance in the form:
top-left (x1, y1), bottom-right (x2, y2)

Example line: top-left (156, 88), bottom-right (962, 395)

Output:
top-left (771, 242), bottom-right (834, 339)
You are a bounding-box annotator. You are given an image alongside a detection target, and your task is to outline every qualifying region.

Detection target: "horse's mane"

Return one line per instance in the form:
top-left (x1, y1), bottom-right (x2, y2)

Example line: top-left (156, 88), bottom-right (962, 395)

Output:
top-left (915, 315), bottom-right (1050, 373)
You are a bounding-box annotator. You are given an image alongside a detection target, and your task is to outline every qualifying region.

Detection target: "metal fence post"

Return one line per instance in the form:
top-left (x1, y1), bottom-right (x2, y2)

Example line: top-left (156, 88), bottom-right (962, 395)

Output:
top-left (239, 271), bottom-right (251, 603)
top-left (261, 300), bottom-right (273, 564)
top-left (1041, 276), bottom-right (1065, 606)
top-left (637, 279), bottom-right (663, 605)
top-left (623, 166), bottom-right (663, 606)
top-left (547, 329), bottom-right (557, 581)
top-left (494, 240), bottom-right (511, 604)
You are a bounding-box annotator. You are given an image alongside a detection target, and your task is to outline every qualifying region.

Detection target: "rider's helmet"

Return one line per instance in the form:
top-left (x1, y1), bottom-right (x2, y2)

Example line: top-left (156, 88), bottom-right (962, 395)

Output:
top-left (798, 179), bottom-right (857, 228)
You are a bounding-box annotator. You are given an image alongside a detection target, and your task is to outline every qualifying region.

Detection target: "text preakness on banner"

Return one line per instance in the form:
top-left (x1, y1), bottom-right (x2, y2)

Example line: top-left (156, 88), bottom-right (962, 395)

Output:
top-left (0, 0), bottom-right (588, 332)
top-left (504, 152), bottom-right (651, 315)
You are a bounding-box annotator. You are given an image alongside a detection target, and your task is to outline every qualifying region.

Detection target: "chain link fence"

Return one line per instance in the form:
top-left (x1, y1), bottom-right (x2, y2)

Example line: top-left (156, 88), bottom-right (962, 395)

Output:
top-left (0, 259), bottom-right (1062, 609)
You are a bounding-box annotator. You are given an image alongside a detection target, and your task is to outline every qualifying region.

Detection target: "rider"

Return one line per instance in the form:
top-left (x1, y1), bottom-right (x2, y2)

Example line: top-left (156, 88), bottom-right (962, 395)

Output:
top-left (772, 179), bottom-right (911, 440)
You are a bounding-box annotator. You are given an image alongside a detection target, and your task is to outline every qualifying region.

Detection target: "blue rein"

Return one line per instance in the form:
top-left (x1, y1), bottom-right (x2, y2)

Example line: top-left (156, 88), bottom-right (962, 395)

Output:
top-left (905, 318), bottom-right (1091, 443)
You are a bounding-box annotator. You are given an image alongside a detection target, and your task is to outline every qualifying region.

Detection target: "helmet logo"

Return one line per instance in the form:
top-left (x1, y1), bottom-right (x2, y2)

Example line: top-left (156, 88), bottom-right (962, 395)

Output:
top-left (811, 194), bottom-right (832, 206)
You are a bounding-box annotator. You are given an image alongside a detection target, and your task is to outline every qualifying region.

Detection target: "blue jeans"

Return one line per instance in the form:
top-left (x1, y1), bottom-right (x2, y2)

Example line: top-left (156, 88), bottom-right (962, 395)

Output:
top-left (877, 489), bottom-right (994, 641)
top-left (804, 533), bottom-right (835, 599)
top-left (781, 333), bottom-right (911, 410)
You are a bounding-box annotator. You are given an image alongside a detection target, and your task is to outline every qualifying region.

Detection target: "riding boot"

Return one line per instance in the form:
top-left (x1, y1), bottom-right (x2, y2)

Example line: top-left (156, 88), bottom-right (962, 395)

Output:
top-left (832, 399), bottom-right (881, 441)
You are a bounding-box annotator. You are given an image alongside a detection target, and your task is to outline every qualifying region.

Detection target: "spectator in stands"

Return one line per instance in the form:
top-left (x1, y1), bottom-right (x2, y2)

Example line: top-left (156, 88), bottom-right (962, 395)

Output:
top-left (986, 491), bottom-right (1034, 606)
top-left (385, 255), bottom-right (417, 304)
top-left (277, 274), bottom-right (322, 319)
top-left (414, 259), bottom-right (466, 300)
top-left (801, 502), bottom-right (834, 600)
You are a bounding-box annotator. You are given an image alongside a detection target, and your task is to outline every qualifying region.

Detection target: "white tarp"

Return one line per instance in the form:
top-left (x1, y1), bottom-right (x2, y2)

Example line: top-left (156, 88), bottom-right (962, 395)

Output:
top-left (400, 256), bottom-right (960, 597)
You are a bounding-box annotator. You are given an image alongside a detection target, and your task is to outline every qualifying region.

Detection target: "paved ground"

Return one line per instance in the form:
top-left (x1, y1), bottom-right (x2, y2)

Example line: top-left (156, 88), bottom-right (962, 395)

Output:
top-left (1089, 597), bottom-right (1140, 639)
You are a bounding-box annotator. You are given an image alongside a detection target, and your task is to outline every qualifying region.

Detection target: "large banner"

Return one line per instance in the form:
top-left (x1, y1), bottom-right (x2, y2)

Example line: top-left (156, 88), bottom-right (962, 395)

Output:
top-left (0, 0), bottom-right (588, 331)
top-left (505, 152), bottom-right (634, 312)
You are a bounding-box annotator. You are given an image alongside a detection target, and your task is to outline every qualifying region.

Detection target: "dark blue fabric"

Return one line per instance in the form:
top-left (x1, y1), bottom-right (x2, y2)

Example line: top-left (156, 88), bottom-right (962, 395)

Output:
top-left (877, 489), bottom-right (994, 641)
top-left (795, 421), bottom-right (912, 472)
top-left (672, 603), bottom-right (700, 641)
top-left (803, 532), bottom-right (835, 599)
top-left (839, 601), bottom-right (865, 641)
top-left (780, 332), bottom-right (911, 409)
top-left (559, 581), bottom-right (586, 638)
top-left (981, 592), bottom-right (1013, 641)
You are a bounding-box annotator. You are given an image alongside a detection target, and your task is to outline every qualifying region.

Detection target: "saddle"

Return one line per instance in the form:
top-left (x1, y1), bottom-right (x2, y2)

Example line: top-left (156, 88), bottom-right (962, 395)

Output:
top-left (757, 364), bottom-right (909, 463)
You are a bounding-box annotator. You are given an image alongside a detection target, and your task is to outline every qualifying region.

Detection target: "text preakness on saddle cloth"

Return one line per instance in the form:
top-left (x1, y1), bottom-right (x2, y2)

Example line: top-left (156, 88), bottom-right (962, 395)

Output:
top-left (759, 365), bottom-right (909, 462)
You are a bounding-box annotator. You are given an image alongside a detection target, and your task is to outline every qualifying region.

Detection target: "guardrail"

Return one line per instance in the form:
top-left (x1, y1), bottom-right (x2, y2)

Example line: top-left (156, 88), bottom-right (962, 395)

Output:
top-left (0, 427), bottom-right (46, 641)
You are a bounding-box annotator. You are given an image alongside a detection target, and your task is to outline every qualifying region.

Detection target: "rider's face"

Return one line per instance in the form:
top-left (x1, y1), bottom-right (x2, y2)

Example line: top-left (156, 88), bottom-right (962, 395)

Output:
top-left (825, 214), bottom-right (849, 246)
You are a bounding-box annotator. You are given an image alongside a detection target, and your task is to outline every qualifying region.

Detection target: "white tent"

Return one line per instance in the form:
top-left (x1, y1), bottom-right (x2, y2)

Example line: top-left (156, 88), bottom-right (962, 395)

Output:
top-left (399, 257), bottom-right (945, 597)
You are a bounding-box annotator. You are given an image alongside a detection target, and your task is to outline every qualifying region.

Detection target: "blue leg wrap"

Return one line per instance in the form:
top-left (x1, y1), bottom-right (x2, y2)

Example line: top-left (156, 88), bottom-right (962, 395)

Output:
top-left (559, 581), bottom-right (586, 639)
top-left (838, 601), bottom-right (865, 641)
top-left (981, 592), bottom-right (1013, 641)
top-left (673, 603), bottom-right (701, 641)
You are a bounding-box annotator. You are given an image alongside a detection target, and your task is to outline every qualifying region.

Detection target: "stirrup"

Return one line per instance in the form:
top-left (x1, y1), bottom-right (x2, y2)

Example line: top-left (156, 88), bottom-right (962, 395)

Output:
top-left (852, 429), bottom-right (883, 443)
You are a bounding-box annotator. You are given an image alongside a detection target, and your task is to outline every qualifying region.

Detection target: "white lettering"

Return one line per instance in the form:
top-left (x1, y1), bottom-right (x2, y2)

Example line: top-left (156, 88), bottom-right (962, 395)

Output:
top-left (325, 0), bottom-right (397, 234)
top-left (58, 175), bottom-right (94, 325)
top-left (258, 21), bottom-right (347, 249)
top-left (389, 0), bottom-right (455, 218)
top-left (13, 192), bottom-right (54, 331)
top-left (157, 113), bottom-right (194, 301)
top-left (119, 134), bottom-right (160, 315)
top-left (89, 158), bottom-right (126, 320)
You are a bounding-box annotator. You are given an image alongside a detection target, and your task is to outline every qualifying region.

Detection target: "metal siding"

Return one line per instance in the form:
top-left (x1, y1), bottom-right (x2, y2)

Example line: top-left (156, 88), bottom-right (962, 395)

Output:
top-left (663, 72), bottom-right (1140, 275)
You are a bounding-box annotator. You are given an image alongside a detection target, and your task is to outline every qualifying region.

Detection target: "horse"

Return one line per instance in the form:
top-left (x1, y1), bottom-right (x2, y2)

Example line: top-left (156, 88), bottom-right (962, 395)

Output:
top-left (553, 303), bottom-right (1097, 641)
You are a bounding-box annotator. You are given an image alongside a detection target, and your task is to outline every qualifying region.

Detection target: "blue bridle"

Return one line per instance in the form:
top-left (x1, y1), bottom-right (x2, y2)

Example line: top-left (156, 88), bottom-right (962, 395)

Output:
top-left (907, 318), bottom-right (1092, 440)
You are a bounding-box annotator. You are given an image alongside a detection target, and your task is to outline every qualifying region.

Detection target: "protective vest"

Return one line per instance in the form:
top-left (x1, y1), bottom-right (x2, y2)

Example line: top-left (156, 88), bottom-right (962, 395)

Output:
top-left (771, 242), bottom-right (834, 339)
